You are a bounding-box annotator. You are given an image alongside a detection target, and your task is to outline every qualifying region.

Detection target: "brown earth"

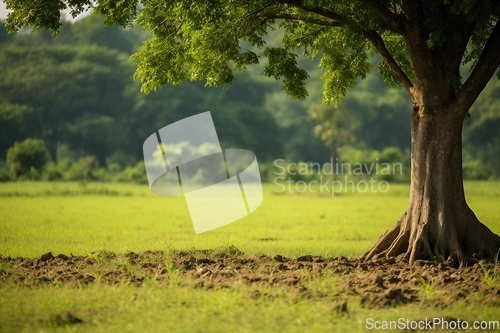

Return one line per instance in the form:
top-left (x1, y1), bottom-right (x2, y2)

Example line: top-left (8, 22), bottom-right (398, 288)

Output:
top-left (1, 249), bottom-right (498, 308)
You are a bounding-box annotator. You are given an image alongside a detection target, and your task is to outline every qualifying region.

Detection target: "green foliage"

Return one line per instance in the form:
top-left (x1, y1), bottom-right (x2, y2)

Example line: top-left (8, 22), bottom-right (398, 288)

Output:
top-left (317, 27), bottom-right (372, 102)
top-left (462, 160), bottom-right (490, 180)
top-left (463, 77), bottom-right (500, 179)
top-left (263, 48), bottom-right (309, 98)
top-left (0, 42), bottom-right (131, 162)
top-left (6, 138), bottom-right (48, 179)
top-left (127, 0), bottom-right (384, 101)
top-left (4, 0), bottom-right (66, 32)
top-left (1, 0), bottom-right (499, 180)
top-left (0, 21), bottom-right (12, 45)
top-left (63, 156), bottom-right (99, 181)
top-left (115, 161), bottom-right (148, 184)
top-left (341, 72), bottom-right (411, 150)
top-left (4, 0), bottom-right (500, 104)
top-left (309, 103), bottom-right (359, 154)
top-left (71, 15), bottom-right (138, 53)
top-left (379, 147), bottom-right (404, 164)
top-left (338, 146), bottom-right (408, 182)
top-left (132, 1), bottom-right (259, 92)
top-left (0, 168), bottom-right (12, 182)
top-left (38, 157), bottom-right (148, 183)
top-left (93, 0), bottom-right (138, 26)
top-left (43, 163), bottom-right (63, 181)
top-left (0, 19), bottom-right (287, 165)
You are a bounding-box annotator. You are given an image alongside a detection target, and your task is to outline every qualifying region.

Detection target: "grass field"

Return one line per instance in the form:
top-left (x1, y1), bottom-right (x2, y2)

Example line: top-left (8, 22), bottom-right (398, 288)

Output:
top-left (0, 181), bottom-right (499, 332)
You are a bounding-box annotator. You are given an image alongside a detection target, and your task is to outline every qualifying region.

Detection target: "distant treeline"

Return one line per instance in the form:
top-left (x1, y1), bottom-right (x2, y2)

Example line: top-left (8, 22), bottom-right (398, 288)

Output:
top-left (0, 16), bottom-right (498, 180)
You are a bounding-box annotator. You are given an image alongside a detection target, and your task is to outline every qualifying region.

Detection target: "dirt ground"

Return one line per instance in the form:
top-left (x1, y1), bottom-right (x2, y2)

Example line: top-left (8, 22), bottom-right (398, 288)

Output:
top-left (1, 249), bottom-right (499, 308)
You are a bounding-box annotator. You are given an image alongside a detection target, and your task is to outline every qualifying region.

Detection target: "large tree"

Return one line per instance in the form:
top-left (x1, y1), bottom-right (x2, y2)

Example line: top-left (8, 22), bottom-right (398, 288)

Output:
top-left (5, 0), bottom-right (500, 263)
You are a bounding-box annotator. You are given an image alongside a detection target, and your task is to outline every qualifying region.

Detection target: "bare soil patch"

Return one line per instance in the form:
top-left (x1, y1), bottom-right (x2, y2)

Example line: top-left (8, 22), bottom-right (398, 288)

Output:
top-left (1, 249), bottom-right (498, 308)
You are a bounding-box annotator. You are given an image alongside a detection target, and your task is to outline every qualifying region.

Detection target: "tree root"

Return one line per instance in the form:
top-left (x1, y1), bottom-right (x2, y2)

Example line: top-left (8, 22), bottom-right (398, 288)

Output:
top-left (363, 207), bottom-right (500, 266)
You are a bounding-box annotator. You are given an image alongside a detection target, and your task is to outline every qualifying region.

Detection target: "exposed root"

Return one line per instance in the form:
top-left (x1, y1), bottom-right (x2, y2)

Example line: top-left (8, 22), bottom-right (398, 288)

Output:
top-left (363, 207), bottom-right (500, 265)
top-left (362, 222), bottom-right (401, 260)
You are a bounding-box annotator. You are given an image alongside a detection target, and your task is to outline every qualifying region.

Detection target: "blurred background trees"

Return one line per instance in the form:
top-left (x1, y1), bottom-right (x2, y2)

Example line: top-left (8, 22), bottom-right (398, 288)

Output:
top-left (0, 16), bottom-right (497, 181)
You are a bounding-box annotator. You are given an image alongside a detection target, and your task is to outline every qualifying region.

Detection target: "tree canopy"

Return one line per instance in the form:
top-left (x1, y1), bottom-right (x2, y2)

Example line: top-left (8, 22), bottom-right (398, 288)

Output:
top-left (5, 1), bottom-right (499, 108)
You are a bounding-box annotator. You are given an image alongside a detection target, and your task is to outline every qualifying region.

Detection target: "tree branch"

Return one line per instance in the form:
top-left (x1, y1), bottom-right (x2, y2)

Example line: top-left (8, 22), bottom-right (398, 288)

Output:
top-left (458, 22), bottom-right (500, 113)
top-left (256, 12), bottom-right (344, 27)
top-left (357, 0), bottom-right (402, 33)
top-left (271, 2), bottom-right (413, 92)
top-left (285, 2), bottom-right (349, 24)
top-left (362, 29), bottom-right (413, 93)
top-left (401, 0), bottom-right (434, 86)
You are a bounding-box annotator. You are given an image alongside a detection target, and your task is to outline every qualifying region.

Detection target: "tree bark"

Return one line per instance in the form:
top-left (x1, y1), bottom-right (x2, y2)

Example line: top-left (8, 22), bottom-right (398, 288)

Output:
top-left (364, 104), bottom-right (500, 264)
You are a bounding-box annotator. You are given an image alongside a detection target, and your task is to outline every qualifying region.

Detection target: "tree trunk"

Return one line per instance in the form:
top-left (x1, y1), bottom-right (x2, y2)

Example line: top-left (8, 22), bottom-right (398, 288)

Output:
top-left (46, 139), bottom-right (58, 164)
top-left (364, 104), bottom-right (500, 264)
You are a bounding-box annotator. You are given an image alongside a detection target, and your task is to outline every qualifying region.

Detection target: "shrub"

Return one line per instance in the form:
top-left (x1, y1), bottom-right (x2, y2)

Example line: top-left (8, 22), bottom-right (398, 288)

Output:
top-left (107, 163), bottom-right (122, 175)
top-left (379, 147), bottom-right (403, 164)
top-left (117, 161), bottom-right (147, 184)
top-left (63, 156), bottom-right (99, 181)
top-left (43, 163), bottom-right (63, 181)
top-left (463, 160), bottom-right (489, 180)
top-left (6, 138), bottom-right (48, 179)
top-left (0, 168), bottom-right (12, 182)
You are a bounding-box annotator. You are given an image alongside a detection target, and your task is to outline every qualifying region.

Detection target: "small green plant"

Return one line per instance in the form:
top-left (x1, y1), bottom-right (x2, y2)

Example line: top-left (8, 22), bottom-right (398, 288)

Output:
top-left (480, 264), bottom-right (497, 286)
top-left (85, 252), bottom-right (100, 263)
top-left (222, 245), bottom-right (243, 256)
top-left (478, 249), bottom-right (499, 286)
top-left (482, 267), bottom-right (494, 285)
top-left (419, 277), bottom-right (435, 300)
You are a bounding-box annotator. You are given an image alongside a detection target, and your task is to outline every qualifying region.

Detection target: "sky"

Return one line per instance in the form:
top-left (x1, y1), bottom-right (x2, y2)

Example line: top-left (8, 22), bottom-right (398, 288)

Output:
top-left (0, 1), bottom-right (8, 19)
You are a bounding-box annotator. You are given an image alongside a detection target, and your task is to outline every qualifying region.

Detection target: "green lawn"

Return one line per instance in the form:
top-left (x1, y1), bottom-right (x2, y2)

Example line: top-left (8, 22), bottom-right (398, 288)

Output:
top-left (0, 181), bottom-right (499, 332)
top-left (0, 181), bottom-right (410, 258)
top-left (0, 181), bottom-right (499, 258)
